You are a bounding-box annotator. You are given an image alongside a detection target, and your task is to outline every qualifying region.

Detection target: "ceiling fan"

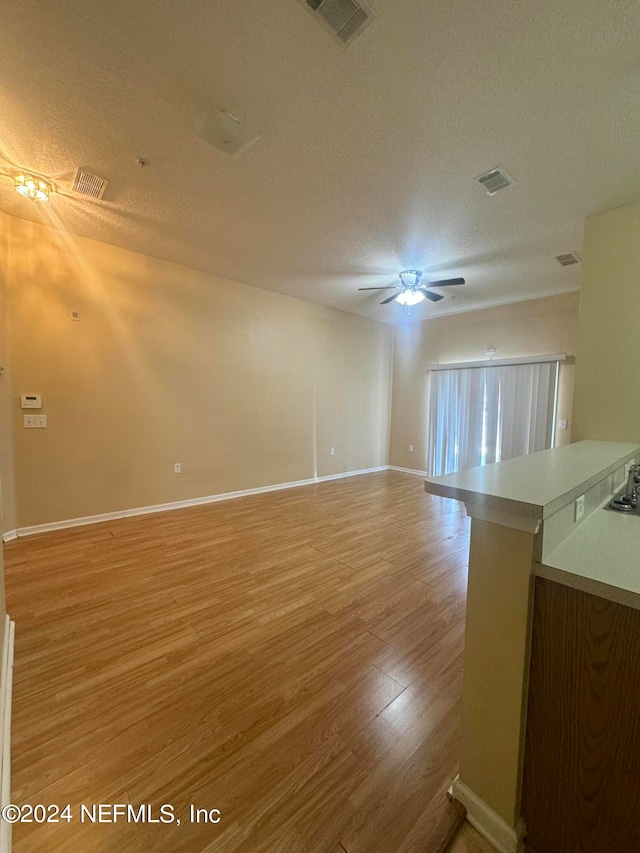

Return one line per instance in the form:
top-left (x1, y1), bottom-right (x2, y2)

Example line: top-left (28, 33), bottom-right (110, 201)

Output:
top-left (359, 269), bottom-right (465, 306)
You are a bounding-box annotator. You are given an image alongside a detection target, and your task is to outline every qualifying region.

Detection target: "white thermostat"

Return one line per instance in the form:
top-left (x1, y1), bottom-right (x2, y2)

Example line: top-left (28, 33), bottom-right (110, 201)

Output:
top-left (21, 394), bottom-right (42, 409)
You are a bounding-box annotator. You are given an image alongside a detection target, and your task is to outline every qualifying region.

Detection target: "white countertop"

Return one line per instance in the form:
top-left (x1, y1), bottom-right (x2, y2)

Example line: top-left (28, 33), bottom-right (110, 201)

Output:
top-left (424, 440), bottom-right (640, 524)
top-left (424, 439), bottom-right (640, 610)
top-left (538, 502), bottom-right (640, 611)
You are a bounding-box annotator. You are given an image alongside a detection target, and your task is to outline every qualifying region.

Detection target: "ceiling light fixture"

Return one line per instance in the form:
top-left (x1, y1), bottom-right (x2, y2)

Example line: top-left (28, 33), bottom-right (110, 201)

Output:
top-left (396, 290), bottom-right (426, 306)
top-left (396, 270), bottom-right (426, 305)
top-left (14, 173), bottom-right (51, 202)
top-left (358, 269), bottom-right (465, 309)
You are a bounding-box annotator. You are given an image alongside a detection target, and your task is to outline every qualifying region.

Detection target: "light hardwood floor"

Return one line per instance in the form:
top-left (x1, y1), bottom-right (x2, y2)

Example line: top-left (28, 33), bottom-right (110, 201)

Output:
top-left (4, 471), bottom-right (469, 852)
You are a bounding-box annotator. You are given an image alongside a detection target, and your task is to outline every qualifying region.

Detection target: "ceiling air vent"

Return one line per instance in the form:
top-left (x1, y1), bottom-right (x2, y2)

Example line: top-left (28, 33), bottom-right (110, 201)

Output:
top-left (476, 167), bottom-right (514, 196)
top-left (72, 168), bottom-right (109, 200)
top-left (301, 0), bottom-right (375, 46)
top-left (555, 252), bottom-right (581, 267)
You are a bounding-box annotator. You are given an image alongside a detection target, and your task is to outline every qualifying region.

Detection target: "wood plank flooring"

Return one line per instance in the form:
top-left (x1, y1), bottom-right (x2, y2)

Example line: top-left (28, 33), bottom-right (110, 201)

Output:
top-left (447, 822), bottom-right (497, 853)
top-left (3, 471), bottom-right (469, 852)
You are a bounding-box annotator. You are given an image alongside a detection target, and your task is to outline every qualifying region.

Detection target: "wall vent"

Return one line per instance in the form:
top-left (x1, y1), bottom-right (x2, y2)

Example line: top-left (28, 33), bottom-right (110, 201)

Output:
top-left (555, 252), bottom-right (581, 267)
top-left (72, 168), bottom-right (109, 200)
top-left (301, 0), bottom-right (375, 46)
top-left (476, 167), bottom-right (514, 196)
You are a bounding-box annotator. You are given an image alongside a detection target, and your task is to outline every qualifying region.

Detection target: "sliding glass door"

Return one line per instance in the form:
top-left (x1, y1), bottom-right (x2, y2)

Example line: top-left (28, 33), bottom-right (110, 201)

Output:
top-left (428, 360), bottom-right (559, 477)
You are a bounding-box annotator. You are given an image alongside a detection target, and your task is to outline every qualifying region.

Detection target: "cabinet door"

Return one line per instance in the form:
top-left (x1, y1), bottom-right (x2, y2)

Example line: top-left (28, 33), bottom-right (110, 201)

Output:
top-left (523, 577), bottom-right (640, 852)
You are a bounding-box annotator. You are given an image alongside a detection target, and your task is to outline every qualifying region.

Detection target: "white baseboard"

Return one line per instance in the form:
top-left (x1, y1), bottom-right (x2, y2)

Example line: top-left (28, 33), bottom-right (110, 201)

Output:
top-left (314, 467), bottom-right (388, 483)
top-left (0, 616), bottom-right (15, 853)
top-left (388, 465), bottom-right (429, 477)
top-left (0, 532), bottom-right (16, 544)
top-left (12, 466), bottom-right (390, 539)
top-left (450, 779), bottom-right (526, 853)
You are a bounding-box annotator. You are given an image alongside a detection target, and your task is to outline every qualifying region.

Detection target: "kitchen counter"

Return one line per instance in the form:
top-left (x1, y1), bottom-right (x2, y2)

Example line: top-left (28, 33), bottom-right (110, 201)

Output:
top-left (425, 439), bottom-right (640, 607)
top-left (538, 504), bottom-right (640, 611)
top-left (424, 440), bottom-right (639, 527)
top-left (424, 439), bottom-right (640, 843)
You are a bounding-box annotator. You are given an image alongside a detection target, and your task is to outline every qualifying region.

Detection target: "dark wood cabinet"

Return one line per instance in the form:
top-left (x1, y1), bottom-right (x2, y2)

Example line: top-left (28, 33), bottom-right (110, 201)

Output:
top-left (522, 577), bottom-right (640, 852)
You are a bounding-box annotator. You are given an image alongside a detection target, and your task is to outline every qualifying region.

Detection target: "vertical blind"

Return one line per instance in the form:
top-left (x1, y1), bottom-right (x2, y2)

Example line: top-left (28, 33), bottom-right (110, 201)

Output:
top-left (427, 360), bottom-right (559, 477)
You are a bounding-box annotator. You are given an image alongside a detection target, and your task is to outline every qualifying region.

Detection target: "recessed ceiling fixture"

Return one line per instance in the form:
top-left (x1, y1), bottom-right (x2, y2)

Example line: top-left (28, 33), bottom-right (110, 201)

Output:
top-left (14, 173), bottom-right (51, 202)
top-left (555, 252), bottom-right (581, 267)
top-left (476, 167), bottom-right (514, 196)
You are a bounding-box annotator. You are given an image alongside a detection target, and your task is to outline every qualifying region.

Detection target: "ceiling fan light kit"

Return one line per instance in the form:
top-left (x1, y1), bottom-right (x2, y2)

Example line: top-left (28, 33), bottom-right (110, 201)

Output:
top-left (396, 289), bottom-right (425, 306)
top-left (358, 269), bottom-right (466, 311)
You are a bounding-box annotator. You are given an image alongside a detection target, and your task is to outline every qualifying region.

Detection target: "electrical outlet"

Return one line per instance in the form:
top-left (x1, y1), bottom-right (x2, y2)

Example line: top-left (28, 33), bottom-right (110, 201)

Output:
top-left (408, 444), bottom-right (414, 452)
top-left (330, 448), bottom-right (335, 456)
top-left (24, 414), bottom-right (47, 428)
top-left (70, 310), bottom-right (80, 321)
top-left (174, 463), bottom-right (181, 474)
top-left (574, 494), bottom-right (585, 522)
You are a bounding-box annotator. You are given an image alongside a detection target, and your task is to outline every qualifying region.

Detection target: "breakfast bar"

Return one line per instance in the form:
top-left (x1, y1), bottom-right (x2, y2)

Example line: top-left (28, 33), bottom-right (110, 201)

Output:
top-left (424, 440), bottom-right (640, 853)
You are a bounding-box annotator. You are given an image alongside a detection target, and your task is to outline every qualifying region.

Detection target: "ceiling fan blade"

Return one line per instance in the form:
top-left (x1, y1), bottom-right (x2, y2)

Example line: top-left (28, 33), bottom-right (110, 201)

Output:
top-left (424, 277), bottom-right (465, 287)
top-left (420, 289), bottom-right (445, 302)
top-left (358, 286), bottom-right (399, 291)
top-left (381, 293), bottom-right (400, 305)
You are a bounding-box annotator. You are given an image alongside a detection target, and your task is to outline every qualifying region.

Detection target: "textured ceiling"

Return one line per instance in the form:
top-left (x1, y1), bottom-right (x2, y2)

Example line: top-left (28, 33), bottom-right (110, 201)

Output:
top-left (1, 0), bottom-right (639, 323)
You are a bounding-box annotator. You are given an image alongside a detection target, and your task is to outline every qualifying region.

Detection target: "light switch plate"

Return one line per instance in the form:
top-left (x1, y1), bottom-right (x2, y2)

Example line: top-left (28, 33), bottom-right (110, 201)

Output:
top-left (574, 494), bottom-right (585, 522)
top-left (558, 419), bottom-right (567, 430)
top-left (24, 414), bottom-right (47, 428)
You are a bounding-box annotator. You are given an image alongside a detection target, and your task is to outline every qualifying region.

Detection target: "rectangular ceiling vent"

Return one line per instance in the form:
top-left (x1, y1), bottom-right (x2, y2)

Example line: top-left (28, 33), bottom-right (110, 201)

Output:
top-left (555, 252), bottom-right (581, 267)
top-left (476, 167), bottom-right (514, 196)
top-left (72, 168), bottom-right (109, 200)
top-left (301, 0), bottom-right (375, 46)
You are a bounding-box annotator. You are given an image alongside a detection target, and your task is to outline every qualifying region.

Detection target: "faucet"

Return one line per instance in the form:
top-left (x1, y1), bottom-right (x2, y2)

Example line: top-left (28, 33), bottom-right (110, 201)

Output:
top-left (609, 463), bottom-right (640, 512)
top-left (624, 464), bottom-right (640, 506)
